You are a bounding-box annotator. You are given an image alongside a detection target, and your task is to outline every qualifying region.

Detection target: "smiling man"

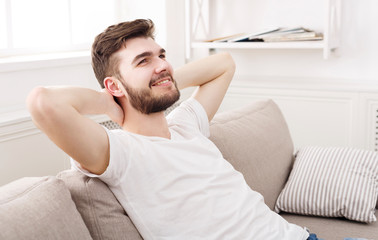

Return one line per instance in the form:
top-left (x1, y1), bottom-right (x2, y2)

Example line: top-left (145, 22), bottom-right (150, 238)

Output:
top-left (107, 39), bottom-right (180, 115)
top-left (27, 19), bottom-right (311, 239)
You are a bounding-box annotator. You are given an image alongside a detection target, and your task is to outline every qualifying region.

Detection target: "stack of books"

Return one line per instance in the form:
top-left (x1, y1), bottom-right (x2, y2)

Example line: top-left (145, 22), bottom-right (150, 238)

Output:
top-left (205, 27), bottom-right (323, 43)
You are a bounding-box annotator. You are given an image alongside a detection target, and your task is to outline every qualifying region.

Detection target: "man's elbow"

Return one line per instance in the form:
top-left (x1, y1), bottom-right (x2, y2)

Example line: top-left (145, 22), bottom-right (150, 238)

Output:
top-left (222, 52), bottom-right (236, 80)
top-left (221, 52), bottom-right (236, 74)
top-left (26, 87), bottom-right (55, 125)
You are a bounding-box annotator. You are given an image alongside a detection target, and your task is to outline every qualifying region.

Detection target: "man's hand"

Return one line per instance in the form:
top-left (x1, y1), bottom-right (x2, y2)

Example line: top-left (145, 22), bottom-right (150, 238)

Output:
top-left (26, 86), bottom-right (116, 175)
top-left (174, 52), bottom-right (235, 121)
top-left (101, 89), bottom-right (124, 126)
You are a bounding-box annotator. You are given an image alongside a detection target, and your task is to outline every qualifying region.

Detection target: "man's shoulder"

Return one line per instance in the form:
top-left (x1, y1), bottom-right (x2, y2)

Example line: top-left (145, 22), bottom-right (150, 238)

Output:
top-left (167, 98), bottom-right (210, 137)
top-left (167, 98), bottom-right (205, 117)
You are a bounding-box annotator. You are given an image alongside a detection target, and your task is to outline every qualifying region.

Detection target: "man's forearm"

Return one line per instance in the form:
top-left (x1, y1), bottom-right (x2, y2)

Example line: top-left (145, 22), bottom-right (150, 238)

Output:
top-left (173, 52), bottom-right (235, 121)
top-left (26, 86), bottom-right (118, 175)
top-left (174, 52), bottom-right (235, 90)
top-left (27, 86), bottom-right (123, 128)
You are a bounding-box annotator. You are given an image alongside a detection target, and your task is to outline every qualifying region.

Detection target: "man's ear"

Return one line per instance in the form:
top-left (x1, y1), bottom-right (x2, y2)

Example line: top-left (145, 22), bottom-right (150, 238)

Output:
top-left (103, 77), bottom-right (124, 97)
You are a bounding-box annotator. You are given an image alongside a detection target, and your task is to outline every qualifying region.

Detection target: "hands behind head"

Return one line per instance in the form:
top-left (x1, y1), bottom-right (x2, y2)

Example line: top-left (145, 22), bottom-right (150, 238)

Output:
top-left (101, 89), bottom-right (124, 126)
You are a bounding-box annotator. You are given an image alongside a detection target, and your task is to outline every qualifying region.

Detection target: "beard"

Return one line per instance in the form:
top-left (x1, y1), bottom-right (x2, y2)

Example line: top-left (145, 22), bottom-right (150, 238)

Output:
top-left (121, 73), bottom-right (180, 114)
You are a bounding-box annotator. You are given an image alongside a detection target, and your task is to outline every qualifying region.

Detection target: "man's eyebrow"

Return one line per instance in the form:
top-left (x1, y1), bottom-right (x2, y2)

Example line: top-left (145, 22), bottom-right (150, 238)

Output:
top-left (131, 48), bottom-right (166, 65)
top-left (132, 51), bottom-right (152, 65)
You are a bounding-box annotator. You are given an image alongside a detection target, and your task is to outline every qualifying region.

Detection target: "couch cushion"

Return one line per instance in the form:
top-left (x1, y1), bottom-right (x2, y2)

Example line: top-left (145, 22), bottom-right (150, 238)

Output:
top-left (0, 176), bottom-right (92, 240)
top-left (57, 169), bottom-right (142, 240)
top-left (209, 99), bottom-right (294, 210)
top-left (281, 211), bottom-right (378, 240)
top-left (275, 146), bottom-right (378, 223)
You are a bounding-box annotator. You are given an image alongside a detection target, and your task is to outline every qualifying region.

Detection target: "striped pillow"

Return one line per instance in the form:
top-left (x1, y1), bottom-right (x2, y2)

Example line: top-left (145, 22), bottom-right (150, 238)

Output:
top-left (275, 146), bottom-right (378, 223)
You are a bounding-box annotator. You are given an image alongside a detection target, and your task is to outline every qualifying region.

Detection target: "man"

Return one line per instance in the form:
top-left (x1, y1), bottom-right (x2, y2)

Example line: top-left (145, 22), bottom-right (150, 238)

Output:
top-left (27, 19), bottom-right (311, 239)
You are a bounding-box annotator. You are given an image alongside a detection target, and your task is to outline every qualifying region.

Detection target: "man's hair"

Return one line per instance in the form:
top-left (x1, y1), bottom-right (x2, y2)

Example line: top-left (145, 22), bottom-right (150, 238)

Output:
top-left (91, 19), bottom-right (155, 88)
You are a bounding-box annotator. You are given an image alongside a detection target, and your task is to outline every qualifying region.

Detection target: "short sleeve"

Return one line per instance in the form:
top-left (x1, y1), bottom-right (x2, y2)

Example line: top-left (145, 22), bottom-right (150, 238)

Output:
top-left (70, 127), bottom-right (129, 186)
top-left (167, 98), bottom-right (210, 137)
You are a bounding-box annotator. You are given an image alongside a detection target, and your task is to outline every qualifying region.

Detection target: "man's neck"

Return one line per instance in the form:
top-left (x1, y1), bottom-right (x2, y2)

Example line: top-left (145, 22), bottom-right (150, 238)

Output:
top-left (121, 107), bottom-right (171, 139)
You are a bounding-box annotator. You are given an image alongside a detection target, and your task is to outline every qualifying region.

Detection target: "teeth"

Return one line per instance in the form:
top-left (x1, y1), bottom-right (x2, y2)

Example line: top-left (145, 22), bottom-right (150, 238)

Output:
top-left (156, 80), bottom-right (169, 86)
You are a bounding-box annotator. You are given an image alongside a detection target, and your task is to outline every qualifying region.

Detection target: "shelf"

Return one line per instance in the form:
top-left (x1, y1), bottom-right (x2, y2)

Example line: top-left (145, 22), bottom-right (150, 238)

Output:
top-left (185, 0), bottom-right (341, 59)
top-left (192, 41), bottom-right (324, 50)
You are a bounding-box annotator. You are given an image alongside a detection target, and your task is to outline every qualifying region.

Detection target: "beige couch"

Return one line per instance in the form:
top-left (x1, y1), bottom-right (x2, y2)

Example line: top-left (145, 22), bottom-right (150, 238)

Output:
top-left (1, 99), bottom-right (377, 240)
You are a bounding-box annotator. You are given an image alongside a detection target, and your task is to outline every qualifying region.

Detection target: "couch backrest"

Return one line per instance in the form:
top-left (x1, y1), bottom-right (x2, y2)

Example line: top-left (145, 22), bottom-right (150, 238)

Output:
top-left (209, 99), bottom-right (295, 210)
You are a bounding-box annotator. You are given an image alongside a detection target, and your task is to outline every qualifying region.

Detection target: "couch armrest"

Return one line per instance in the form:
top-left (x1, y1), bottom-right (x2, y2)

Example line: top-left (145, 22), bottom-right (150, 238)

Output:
top-left (0, 176), bottom-right (92, 240)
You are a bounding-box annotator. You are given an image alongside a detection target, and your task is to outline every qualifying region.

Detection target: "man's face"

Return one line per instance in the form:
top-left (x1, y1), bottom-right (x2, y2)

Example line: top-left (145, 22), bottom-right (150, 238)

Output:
top-left (116, 37), bottom-right (180, 114)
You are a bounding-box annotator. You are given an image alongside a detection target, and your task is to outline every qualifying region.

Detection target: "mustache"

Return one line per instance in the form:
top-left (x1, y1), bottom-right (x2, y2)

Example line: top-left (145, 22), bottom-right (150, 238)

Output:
top-left (149, 72), bottom-right (174, 88)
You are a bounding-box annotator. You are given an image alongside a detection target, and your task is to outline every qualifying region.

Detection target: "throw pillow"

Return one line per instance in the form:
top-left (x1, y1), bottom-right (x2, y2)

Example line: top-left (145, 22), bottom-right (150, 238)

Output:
top-left (275, 146), bottom-right (378, 223)
top-left (57, 169), bottom-right (143, 240)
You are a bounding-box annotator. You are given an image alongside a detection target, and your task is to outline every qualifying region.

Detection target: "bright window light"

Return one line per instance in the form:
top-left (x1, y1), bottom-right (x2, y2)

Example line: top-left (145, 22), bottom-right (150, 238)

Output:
top-left (11, 0), bottom-right (70, 49)
top-left (71, 0), bottom-right (116, 45)
top-left (0, 0), bottom-right (118, 56)
top-left (0, 0), bottom-right (7, 49)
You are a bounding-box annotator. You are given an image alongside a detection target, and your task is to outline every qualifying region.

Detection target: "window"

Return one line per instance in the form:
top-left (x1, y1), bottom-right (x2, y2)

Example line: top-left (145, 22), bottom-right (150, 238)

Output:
top-left (0, 0), bottom-right (117, 57)
top-left (0, 0), bottom-right (7, 49)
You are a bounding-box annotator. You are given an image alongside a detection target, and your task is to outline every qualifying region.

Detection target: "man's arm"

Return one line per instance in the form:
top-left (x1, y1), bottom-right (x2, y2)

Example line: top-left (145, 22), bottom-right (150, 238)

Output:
top-left (26, 87), bottom-right (124, 175)
top-left (174, 52), bottom-right (235, 121)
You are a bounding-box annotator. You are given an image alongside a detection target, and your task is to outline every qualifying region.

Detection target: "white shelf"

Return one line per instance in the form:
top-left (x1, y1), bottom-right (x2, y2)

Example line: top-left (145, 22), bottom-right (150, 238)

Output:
top-left (192, 41), bottom-right (324, 50)
top-left (185, 0), bottom-right (341, 59)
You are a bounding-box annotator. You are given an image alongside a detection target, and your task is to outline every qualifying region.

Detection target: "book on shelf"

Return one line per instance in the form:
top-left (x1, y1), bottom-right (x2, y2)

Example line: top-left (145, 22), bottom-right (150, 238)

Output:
top-left (263, 32), bottom-right (323, 42)
top-left (225, 27), bottom-right (280, 42)
top-left (248, 27), bottom-right (323, 42)
top-left (203, 33), bottom-right (246, 42)
top-left (205, 27), bottom-right (323, 43)
top-left (203, 27), bottom-right (279, 43)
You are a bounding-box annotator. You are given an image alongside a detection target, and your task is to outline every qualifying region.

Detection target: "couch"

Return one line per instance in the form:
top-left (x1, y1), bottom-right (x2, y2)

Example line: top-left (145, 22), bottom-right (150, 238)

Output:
top-left (0, 99), bottom-right (377, 240)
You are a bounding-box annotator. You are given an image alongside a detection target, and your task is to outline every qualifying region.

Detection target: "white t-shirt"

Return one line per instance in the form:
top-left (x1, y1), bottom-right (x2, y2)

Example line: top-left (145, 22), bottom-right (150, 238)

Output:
top-left (72, 98), bottom-right (309, 240)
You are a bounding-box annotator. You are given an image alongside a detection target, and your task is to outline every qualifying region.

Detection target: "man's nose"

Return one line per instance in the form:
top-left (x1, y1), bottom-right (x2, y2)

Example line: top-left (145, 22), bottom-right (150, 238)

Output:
top-left (155, 58), bottom-right (169, 73)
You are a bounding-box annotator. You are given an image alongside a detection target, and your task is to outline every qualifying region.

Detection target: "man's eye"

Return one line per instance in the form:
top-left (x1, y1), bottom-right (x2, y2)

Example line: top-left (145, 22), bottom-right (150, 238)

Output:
top-left (138, 59), bottom-right (147, 65)
top-left (159, 54), bottom-right (166, 59)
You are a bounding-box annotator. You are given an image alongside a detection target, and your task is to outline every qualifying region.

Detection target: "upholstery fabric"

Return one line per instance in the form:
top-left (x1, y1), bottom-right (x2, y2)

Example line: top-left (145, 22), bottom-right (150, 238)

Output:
top-left (209, 99), bottom-right (294, 210)
top-left (0, 176), bottom-right (92, 240)
top-left (275, 146), bottom-right (378, 223)
top-left (57, 170), bottom-right (142, 240)
top-left (281, 211), bottom-right (378, 240)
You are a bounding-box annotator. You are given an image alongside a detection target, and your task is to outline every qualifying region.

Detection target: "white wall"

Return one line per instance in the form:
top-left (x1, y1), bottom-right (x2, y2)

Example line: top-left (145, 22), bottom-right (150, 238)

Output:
top-left (174, 0), bottom-right (378, 150)
top-left (0, 60), bottom-right (97, 186)
top-left (118, 0), bottom-right (167, 49)
top-left (183, 0), bottom-right (378, 82)
top-left (0, 132), bottom-right (69, 185)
